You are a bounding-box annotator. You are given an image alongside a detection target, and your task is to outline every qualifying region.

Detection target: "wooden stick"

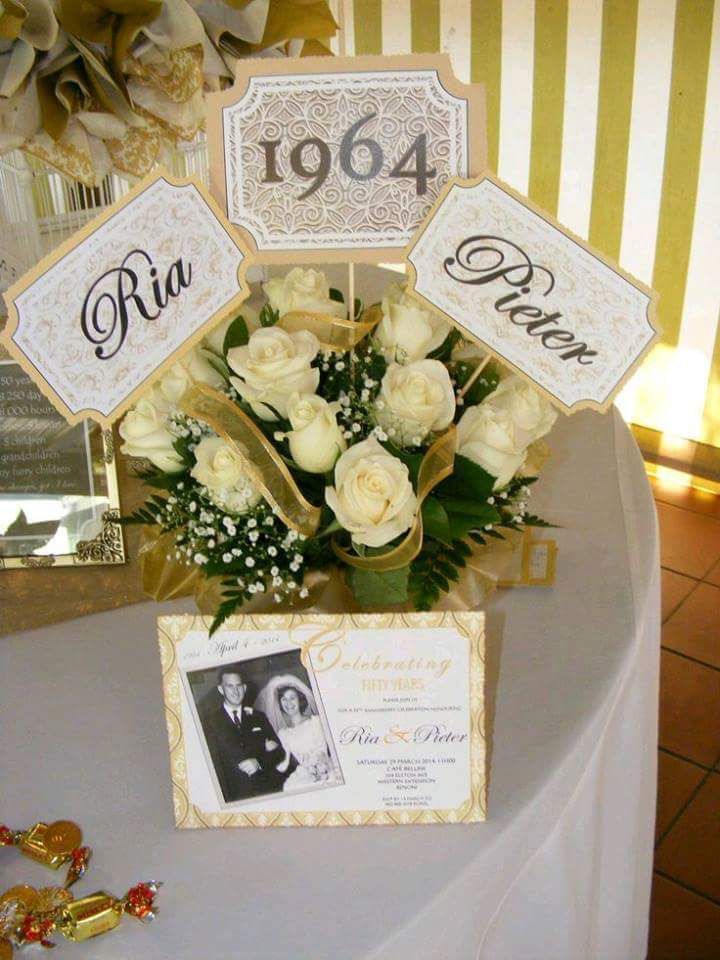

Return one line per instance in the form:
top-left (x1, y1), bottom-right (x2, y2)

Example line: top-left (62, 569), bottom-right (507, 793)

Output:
top-left (348, 261), bottom-right (355, 319)
top-left (459, 353), bottom-right (492, 398)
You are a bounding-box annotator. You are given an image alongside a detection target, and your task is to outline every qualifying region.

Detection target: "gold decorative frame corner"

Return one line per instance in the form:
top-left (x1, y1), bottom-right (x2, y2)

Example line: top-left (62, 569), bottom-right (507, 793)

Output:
top-left (73, 509), bottom-right (125, 566)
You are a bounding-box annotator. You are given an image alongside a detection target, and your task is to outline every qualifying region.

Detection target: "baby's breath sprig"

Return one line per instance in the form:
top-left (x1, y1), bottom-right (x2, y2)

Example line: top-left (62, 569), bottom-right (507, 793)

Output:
top-left (163, 487), bottom-right (308, 601)
top-left (315, 342), bottom-right (386, 443)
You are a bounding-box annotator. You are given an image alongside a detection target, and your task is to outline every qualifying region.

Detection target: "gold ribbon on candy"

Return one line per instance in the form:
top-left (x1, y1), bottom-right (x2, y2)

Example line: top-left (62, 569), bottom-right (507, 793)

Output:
top-left (332, 427), bottom-right (457, 572)
top-left (278, 303), bottom-right (383, 352)
top-left (179, 383), bottom-right (322, 538)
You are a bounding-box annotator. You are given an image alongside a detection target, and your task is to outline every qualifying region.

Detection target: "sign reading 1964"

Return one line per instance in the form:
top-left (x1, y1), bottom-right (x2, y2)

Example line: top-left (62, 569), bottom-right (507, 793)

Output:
top-left (207, 54), bottom-right (486, 263)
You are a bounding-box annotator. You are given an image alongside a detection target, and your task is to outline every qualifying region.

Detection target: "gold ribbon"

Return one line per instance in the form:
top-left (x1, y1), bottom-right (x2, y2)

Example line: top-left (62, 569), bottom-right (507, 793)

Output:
top-left (332, 427), bottom-right (457, 572)
top-left (0, 0), bottom-right (26, 41)
top-left (139, 528), bottom-right (201, 601)
top-left (57, 0), bottom-right (162, 78)
top-left (255, 0), bottom-right (338, 49)
top-left (179, 383), bottom-right (322, 538)
top-left (278, 303), bottom-right (382, 351)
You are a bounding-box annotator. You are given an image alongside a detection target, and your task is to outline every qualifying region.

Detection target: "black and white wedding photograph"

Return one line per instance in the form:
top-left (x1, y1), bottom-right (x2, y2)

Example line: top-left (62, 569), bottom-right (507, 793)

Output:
top-left (184, 648), bottom-right (343, 807)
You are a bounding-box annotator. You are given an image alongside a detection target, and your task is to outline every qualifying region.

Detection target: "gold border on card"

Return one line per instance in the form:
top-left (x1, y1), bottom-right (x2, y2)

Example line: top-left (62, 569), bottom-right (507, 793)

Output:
top-left (206, 54), bottom-right (487, 264)
top-left (1, 168), bottom-right (252, 428)
top-left (404, 172), bottom-right (661, 415)
top-left (157, 611), bottom-right (486, 828)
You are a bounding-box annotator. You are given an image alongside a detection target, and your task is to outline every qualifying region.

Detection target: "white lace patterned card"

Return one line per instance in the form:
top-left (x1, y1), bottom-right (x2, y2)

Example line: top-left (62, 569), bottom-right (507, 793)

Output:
top-left (406, 175), bottom-right (660, 413)
top-left (158, 612), bottom-right (486, 827)
top-left (206, 55), bottom-right (486, 262)
top-left (2, 170), bottom-right (250, 427)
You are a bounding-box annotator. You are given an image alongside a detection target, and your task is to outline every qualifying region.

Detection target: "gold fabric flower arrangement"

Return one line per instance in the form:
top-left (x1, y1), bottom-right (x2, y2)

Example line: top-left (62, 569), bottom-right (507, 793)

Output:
top-left (0, 0), bottom-right (337, 185)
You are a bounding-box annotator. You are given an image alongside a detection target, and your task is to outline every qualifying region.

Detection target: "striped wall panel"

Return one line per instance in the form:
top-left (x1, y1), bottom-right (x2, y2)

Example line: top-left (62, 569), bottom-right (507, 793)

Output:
top-left (342, 0), bottom-right (720, 450)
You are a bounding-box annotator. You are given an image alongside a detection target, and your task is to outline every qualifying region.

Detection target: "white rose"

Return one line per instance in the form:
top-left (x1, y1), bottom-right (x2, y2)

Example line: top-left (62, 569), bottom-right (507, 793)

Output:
top-left (263, 267), bottom-right (345, 319)
top-left (484, 375), bottom-right (558, 446)
top-left (374, 282), bottom-right (451, 364)
top-left (286, 393), bottom-right (347, 473)
top-left (325, 436), bottom-right (418, 548)
top-left (190, 436), bottom-right (261, 514)
top-left (456, 404), bottom-right (528, 490)
top-left (227, 327), bottom-right (320, 420)
top-left (375, 359), bottom-right (455, 446)
top-left (203, 306), bottom-right (260, 356)
top-left (152, 348), bottom-right (225, 412)
top-left (119, 397), bottom-right (184, 473)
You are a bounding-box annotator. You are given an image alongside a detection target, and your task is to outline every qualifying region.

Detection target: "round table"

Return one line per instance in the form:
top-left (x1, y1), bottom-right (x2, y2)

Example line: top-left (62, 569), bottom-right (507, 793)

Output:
top-left (0, 408), bottom-right (660, 960)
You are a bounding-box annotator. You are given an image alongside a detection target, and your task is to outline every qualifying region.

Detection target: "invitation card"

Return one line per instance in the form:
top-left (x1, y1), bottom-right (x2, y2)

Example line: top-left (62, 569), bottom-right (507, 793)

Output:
top-left (158, 612), bottom-right (485, 827)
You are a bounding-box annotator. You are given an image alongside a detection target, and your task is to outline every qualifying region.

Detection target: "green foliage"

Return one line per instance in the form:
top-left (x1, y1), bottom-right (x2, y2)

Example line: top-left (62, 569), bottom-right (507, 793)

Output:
top-left (202, 351), bottom-right (230, 382)
top-left (209, 585), bottom-right (245, 636)
top-left (409, 539), bottom-right (471, 610)
top-left (172, 433), bottom-right (196, 468)
top-left (451, 360), bottom-right (500, 406)
top-left (522, 513), bottom-right (558, 529)
top-left (316, 342), bottom-right (387, 440)
top-left (427, 327), bottom-right (462, 362)
top-left (421, 497), bottom-right (451, 542)
top-left (222, 315), bottom-right (249, 355)
top-left (381, 439), bottom-right (423, 484)
top-left (130, 467), bottom-right (188, 491)
top-left (437, 453), bottom-right (496, 501)
top-left (329, 287), bottom-right (344, 303)
top-left (122, 493), bottom-right (170, 526)
top-left (348, 565), bottom-right (410, 608)
top-left (259, 303), bottom-right (279, 327)
top-left (439, 500), bottom-right (502, 544)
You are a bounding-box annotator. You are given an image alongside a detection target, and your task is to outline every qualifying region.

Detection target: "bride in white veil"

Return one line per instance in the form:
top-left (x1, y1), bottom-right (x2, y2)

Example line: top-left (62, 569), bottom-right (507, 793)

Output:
top-left (255, 675), bottom-right (339, 791)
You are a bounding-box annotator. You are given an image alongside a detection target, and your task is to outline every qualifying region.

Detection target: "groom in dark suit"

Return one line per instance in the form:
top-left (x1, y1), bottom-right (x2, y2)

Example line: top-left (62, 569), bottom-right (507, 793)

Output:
top-left (201, 663), bottom-right (295, 803)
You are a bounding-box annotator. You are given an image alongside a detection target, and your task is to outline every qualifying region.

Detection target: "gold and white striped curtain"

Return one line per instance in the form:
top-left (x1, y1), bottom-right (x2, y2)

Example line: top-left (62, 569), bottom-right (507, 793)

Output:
top-left (335, 0), bottom-right (720, 456)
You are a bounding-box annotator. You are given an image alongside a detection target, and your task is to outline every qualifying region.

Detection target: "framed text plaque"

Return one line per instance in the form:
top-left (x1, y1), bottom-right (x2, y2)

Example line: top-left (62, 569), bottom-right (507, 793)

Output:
top-left (207, 54), bottom-right (486, 262)
top-left (0, 359), bottom-right (124, 568)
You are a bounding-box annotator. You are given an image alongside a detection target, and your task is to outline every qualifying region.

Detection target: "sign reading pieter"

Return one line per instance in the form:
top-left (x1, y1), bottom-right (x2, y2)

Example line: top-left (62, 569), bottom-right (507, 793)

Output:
top-left (2, 169), bottom-right (250, 427)
top-left (207, 54), bottom-right (486, 262)
top-left (406, 175), bottom-right (660, 413)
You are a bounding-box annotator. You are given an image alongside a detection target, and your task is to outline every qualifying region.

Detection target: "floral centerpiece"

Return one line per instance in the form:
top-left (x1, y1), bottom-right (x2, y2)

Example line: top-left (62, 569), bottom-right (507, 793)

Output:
top-left (120, 267), bottom-right (557, 632)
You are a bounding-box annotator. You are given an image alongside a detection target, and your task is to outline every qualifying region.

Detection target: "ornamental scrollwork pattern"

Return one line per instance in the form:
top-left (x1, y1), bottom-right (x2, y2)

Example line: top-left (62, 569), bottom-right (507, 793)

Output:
top-left (225, 71), bottom-right (469, 251)
top-left (20, 555), bottom-right (56, 568)
top-left (102, 429), bottom-right (115, 464)
top-left (73, 510), bottom-right (125, 565)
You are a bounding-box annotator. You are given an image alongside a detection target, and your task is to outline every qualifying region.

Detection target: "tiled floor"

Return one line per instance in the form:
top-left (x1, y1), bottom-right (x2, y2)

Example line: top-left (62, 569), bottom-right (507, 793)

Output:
top-left (648, 476), bottom-right (720, 959)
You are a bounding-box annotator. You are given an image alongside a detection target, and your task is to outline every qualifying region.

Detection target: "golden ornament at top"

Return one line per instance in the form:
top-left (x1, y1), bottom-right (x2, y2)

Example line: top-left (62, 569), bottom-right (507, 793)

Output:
top-left (44, 821), bottom-right (82, 857)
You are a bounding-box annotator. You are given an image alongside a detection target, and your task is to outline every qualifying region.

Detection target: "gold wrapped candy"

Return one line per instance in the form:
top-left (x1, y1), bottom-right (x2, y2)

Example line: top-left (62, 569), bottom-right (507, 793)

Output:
top-left (0, 818), bottom-right (161, 954)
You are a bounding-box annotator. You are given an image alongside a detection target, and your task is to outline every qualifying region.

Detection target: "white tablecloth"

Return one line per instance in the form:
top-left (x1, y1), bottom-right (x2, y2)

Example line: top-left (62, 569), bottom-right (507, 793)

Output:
top-left (0, 408), bottom-right (660, 960)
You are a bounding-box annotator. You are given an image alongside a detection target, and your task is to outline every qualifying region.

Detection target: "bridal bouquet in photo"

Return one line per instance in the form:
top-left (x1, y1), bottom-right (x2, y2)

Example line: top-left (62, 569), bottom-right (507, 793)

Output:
top-left (120, 268), bottom-right (558, 632)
